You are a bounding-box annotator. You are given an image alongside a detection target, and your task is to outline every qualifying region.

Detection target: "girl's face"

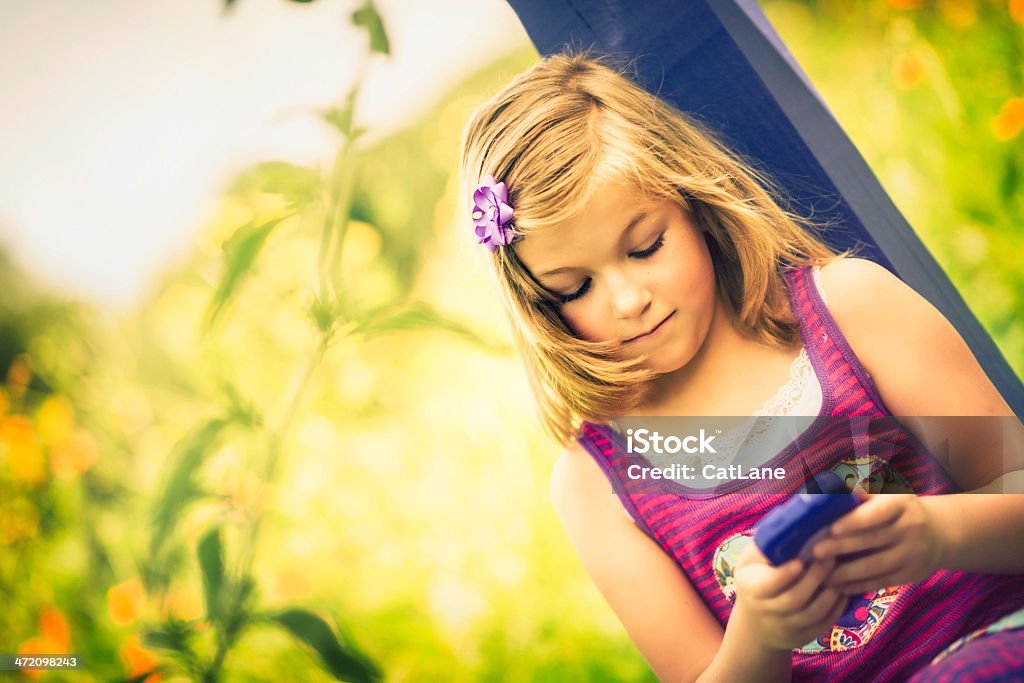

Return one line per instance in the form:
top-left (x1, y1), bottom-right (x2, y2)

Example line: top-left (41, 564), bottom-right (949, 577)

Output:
top-left (516, 182), bottom-right (718, 374)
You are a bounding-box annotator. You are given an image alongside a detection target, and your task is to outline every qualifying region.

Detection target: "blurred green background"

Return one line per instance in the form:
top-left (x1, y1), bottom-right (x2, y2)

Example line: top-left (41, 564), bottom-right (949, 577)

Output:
top-left (1, 1), bottom-right (1021, 681)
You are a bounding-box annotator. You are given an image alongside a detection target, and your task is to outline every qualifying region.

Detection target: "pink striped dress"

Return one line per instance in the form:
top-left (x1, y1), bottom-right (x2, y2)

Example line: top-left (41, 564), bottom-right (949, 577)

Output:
top-left (577, 266), bottom-right (1024, 682)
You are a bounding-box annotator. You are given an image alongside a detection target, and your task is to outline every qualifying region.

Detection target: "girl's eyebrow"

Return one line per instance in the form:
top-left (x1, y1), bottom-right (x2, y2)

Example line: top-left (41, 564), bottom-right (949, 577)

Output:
top-left (537, 208), bottom-right (651, 279)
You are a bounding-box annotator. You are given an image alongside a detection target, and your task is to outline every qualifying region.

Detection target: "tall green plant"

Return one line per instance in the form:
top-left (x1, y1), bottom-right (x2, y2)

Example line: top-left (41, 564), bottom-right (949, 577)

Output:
top-left (128, 2), bottom-right (482, 679)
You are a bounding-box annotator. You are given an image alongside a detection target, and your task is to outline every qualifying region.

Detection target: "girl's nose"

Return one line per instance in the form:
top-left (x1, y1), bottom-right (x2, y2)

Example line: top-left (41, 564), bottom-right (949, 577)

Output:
top-left (609, 272), bottom-right (652, 319)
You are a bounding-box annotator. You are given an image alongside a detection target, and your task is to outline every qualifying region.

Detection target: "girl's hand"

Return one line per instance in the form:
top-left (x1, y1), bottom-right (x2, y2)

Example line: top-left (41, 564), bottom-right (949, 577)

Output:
top-left (811, 494), bottom-right (944, 594)
top-left (731, 544), bottom-right (847, 651)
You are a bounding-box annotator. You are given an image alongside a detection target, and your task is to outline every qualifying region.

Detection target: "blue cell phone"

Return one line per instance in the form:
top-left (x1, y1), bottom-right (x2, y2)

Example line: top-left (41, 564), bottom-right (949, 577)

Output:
top-left (754, 492), bottom-right (862, 566)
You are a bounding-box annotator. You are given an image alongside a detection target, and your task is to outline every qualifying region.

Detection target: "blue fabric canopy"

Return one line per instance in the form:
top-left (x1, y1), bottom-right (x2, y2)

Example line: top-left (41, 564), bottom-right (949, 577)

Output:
top-left (506, 0), bottom-right (1023, 416)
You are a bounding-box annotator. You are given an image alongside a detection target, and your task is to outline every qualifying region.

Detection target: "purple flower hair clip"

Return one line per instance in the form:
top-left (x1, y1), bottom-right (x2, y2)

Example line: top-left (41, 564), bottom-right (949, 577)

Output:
top-left (472, 175), bottom-right (520, 252)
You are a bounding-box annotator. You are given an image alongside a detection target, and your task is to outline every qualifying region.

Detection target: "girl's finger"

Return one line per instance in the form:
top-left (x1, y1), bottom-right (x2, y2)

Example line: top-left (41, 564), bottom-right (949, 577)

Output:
top-left (827, 544), bottom-right (905, 588)
top-left (765, 559), bottom-right (806, 592)
top-left (830, 496), bottom-right (903, 535)
top-left (802, 585), bottom-right (844, 625)
top-left (736, 558), bottom-right (804, 599)
top-left (765, 559), bottom-right (834, 612)
top-left (736, 541), bottom-right (767, 568)
top-left (779, 585), bottom-right (843, 635)
top-left (820, 590), bottom-right (851, 629)
top-left (812, 523), bottom-right (900, 559)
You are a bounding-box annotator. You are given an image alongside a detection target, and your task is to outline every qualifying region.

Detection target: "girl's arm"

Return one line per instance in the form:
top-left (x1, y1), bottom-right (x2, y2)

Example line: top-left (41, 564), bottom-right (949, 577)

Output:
top-left (812, 257), bottom-right (1024, 583)
top-left (551, 443), bottom-right (836, 682)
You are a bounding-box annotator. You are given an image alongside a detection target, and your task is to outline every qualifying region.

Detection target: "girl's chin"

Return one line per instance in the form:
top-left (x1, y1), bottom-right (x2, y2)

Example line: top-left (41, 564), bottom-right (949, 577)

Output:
top-left (647, 357), bottom-right (694, 376)
top-left (653, 336), bottom-right (707, 373)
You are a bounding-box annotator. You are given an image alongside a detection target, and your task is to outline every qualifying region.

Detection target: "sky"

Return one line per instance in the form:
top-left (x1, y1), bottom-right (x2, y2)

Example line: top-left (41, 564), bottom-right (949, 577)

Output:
top-left (0, 0), bottom-right (529, 306)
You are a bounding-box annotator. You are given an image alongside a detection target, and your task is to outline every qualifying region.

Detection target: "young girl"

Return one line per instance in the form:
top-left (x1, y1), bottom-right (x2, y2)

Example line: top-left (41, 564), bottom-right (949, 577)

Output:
top-left (459, 53), bottom-right (1024, 682)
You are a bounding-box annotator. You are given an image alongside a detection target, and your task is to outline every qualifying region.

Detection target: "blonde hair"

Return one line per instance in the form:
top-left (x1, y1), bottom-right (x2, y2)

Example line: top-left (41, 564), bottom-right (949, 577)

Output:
top-left (459, 52), bottom-right (840, 445)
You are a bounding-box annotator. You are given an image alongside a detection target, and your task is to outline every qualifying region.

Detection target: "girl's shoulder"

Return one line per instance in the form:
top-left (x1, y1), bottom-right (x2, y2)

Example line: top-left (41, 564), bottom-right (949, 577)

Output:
top-left (815, 255), bottom-right (898, 301)
top-left (812, 256), bottom-right (903, 331)
top-left (815, 256), bottom-right (1011, 417)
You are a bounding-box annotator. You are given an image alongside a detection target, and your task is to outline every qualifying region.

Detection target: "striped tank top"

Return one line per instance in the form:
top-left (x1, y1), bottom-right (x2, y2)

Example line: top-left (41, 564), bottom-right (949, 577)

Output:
top-left (577, 266), bottom-right (1024, 682)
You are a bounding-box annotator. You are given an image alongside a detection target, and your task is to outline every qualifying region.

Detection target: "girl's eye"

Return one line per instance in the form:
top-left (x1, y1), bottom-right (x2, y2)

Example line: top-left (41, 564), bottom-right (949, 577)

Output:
top-left (630, 232), bottom-right (665, 259)
top-left (557, 277), bottom-right (591, 304)
top-left (554, 233), bottom-right (664, 305)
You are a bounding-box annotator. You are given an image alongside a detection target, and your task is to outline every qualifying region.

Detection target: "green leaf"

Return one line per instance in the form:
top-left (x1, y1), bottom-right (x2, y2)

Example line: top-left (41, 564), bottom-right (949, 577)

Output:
top-left (197, 527), bottom-right (225, 621)
top-left (205, 216), bottom-right (289, 331)
top-left (324, 107), bottom-right (352, 137)
top-left (222, 380), bottom-right (262, 427)
top-left (149, 419), bottom-right (231, 564)
top-left (306, 293), bottom-right (343, 335)
top-left (119, 669), bottom-right (163, 683)
top-left (999, 156), bottom-right (1019, 202)
top-left (143, 628), bottom-right (184, 652)
top-left (230, 161), bottom-right (321, 210)
top-left (351, 1), bottom-right (390, 56)
top-left (270, 608), bottom-right (381, 682)
top-left (324, 88), bottom-right (362, 140)
top-left (222, 574), bottom-right (257, 640)
top-left (142, 619), bottom-right (202, 675)
top-left (350, 301), bottom-right (510, 352)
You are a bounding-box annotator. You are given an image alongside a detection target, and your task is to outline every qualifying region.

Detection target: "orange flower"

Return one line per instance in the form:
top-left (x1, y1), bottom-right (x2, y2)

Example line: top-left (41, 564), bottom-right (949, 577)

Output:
top-left (49, 429), bottom-right (99, 478)
top-left (990, 97), bottom-right (1024, 140)
top-left (119, 636), bottom-right (161, 683)
top-left (5, 355), bottom-right (31, 395)
top-left (16, 637), bottom-right (55, 680)
top-left (271, 565), bottom-right (312, 601)
top-left (888, 0), bottom-right (924, 7)
top-left (107, 578), bottom-right (147, 626)
top-left (39, 607), bottom-right (71, 651)
top-left (0, 497), bottom-right (39, 544)
top-left (1, 416), bottom-right (47, 486)
top-left (1011, 0), bottom-right (1024, 24)
top-left (893, 53), bottom-right (925, 90)
top-left (939, 0), bottom-right (976, 27)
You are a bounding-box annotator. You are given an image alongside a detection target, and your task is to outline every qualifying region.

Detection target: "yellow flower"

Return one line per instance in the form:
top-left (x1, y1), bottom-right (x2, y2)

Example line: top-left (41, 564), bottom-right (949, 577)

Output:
top-left (36, 395), bottom-right (75, 444)
top-left (215, 470), bottom-right (268, 523)
top-left (1, 416), bottom-right (47, 486)
top-left (107, 578), bottom-right (147, 626)
top-left (50, 429), bottom-right (99, 479)
top-left (161, 585), bottom-right (205, 621)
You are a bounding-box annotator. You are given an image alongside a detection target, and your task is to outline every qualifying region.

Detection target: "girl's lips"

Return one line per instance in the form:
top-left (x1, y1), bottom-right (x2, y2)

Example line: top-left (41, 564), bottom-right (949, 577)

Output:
top-left (625, 311), bottom-right (675, 343)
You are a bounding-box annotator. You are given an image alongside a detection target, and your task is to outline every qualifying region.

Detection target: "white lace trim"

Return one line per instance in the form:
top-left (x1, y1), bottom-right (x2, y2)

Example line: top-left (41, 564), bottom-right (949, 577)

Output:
top-left (750, 265), bottom-right (827, 417)
top-left (617, 266), bottom-right (830, 503)
top-left (690, 266), bottom-right (827, 476)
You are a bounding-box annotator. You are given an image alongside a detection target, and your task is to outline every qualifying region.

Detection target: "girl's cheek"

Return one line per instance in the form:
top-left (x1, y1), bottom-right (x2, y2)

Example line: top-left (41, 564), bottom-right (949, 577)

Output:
top-left (558, 308), bottom-right (586, 340)
top-left (570, 319), bottom-right (602, 343)
top-left (564, 307), bottom-right (607, 344)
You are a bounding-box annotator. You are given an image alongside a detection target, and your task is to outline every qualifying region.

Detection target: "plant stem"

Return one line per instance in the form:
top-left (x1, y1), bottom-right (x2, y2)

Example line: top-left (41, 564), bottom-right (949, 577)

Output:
top-left (203, 331), bottom-right (330, 683)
